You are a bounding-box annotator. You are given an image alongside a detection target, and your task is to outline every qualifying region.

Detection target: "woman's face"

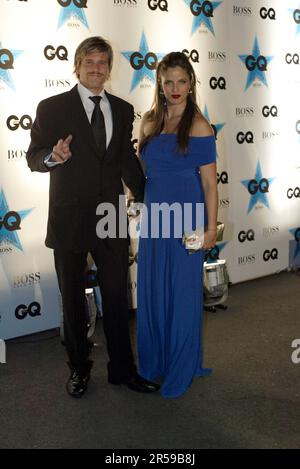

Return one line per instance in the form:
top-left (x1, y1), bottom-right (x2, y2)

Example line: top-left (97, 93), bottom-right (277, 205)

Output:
top-left (159, 66), bottom-right (192, 107)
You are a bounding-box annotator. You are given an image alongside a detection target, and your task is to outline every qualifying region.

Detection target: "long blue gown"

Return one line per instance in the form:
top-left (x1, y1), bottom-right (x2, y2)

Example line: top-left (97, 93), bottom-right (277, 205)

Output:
top-left (137, 134), bottom-right (216, 398)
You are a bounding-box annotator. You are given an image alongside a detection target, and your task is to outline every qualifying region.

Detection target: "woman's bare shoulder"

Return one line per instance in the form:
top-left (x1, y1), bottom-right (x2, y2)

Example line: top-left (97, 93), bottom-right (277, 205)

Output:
top-left (191, 114), bottom-right (214, 137)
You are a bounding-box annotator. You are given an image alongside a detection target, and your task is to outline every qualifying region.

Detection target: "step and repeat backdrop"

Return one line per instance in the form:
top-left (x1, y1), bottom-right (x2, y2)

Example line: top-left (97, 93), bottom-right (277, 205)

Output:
top-left (0, 0), bottom-right (299, 339)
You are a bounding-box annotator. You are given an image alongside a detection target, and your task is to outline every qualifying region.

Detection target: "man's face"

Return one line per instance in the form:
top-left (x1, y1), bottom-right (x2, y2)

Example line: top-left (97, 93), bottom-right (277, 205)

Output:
top-left (76, 50), bottom-right (110, 94)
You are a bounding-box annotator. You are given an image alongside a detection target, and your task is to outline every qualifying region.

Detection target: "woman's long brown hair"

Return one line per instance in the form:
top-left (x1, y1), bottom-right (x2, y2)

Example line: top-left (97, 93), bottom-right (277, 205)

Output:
top-left (139, 51), bottom-right (201, 154)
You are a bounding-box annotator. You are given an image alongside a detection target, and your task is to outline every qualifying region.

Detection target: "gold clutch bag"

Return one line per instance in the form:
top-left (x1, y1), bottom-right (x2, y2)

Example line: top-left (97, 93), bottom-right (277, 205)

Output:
top-left (182, 222), bottom-right (225, 254)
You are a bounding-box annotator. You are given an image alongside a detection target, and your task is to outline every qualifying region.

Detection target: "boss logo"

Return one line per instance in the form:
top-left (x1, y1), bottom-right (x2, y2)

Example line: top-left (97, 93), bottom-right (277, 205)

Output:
top-left (57, 0), bottom-right (87, 7)
top-left (285, 53), bottom-right (300, 64)
top-left (248, 178), bottom-right (269, 195)
top-left (260, 7), bottom-right (276, 20)
top-left (0, 48), bottom-right (14, 70)
top-left (15, 302), bottom-right (41, 320)
top-left (296, 120), bottom-right (300, 134)
top-left (236, 107), bottom-right (254, 117)
top-left (287, 187), bottom-right (300, 199)
top-left (190, 0), bottom-right (213, 17)
top-left (134, 111), bottom-right (142, 121)
top-left (238, 255), bottom-right (256, 265)
top-left (210, 76), bottom-right (226, 90)
top-left (294, 9), bottom-right (300, 24)
top-left (182, 49), bottom-right (199, 63)
top-left (263, 248), bottom-right (278, 261)
top-left (262, 105), bottom-right (278, 117)
top-left (208, 51), bottom-right (226, 62)
top-left (217, 171), bottom-right (228, 184)
top-left (238, 229), bottom-right (255, 242)
top-left (219, 198), bottom-right (229, 208)
top-left (44, 45), bottom-right (68, 61)
top-left (245, 55), bottom-right (268, 71)
top-left (233, 6), bottom-right (251, 16)
top-left (45, 79), bottom-right (71, 88)
top-left (148, 0), bottom-right (168, 11)
top-left (13, 273), bottom-right (41, 288)
top-left (262, 131), bottom-right (279, 140)
top-left (130, 52), bottom-right (157, 70)
top-left (7, 115), bottom-right (32, 130)
top-left (262, 226), bottom-right (279, 237)
top-left (236, 131), bottom-right (254, 144)
top-left (8, 150), bottom-right (27, 160)
top-left (0, 211), bottom-right (21, 231)
top-left (114, 0), bottom-right (137, 4)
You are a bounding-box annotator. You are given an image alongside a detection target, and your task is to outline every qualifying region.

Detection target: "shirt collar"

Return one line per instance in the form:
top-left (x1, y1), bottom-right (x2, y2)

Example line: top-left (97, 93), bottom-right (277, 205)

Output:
top-left (77, 82), bottom-right (107, 107)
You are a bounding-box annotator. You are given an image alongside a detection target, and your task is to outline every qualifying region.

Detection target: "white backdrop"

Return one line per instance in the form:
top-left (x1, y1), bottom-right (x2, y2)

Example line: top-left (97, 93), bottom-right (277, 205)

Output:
top-left (0, 0), bottom-right (299, 339)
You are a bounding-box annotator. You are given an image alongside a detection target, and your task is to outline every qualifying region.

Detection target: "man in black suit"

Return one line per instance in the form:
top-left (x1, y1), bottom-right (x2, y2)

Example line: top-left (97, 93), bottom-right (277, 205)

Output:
top-left (27, 36), bottom-right (159, 398)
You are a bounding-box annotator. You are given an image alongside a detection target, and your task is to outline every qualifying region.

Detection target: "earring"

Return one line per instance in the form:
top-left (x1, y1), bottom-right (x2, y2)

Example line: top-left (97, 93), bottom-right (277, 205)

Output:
top-left (188, 89), bottom-right (192, 94)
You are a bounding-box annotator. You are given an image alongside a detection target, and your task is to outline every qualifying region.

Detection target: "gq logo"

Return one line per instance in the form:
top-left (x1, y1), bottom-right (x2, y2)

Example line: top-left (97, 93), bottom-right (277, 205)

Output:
top-left (263, 248), bottom-right (278, 261)
top-left (44, 45), bottom-right (68, 61)
top-left (285, 53), bottom-right (300, 64)
top-left (236, 131), bottom-right (254, 144)
top-left (57, 0), bottom-right (87, 6)
top-left (182, 49), bottom-right (199, 63)
top-left (15, 302), bottom-right (41, 320)
top-left (294, 227), bottom-right (300, 242)
top-left (245, 54), bottom-right (268, 71)
top-left (238, 229), bottom-right (255, 242)
top-left (248, 178), bottom-right (269, 195)
top-left (7, 115), bottom-right (32, 131)
top-left (294, 9), bottom-right (300, 24)
top-left (262, 105), bottom-right (278, 117)
top-left (148, 0), bottom-right (168, 11)
top-left (130, 51), bottom-right (157, 70)
top-left (287, 187), bottom-right (300, 199)
top-left (217, 171), bottom-right (228, 184)
top-left (0, 48), bottom-right (14, 70)
top-left (0, 211), bottom-right (21, 231)
top-left (260, 7), bottom-right (276, 20)
top-left (190, 0), bottom-right (214, 17)
top-left (210, 76), bottom-right (226, 90)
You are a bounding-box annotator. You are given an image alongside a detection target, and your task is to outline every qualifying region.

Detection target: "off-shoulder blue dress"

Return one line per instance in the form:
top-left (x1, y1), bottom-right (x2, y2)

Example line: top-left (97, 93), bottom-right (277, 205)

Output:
top-left (137, 134), bottom-right (216, 398)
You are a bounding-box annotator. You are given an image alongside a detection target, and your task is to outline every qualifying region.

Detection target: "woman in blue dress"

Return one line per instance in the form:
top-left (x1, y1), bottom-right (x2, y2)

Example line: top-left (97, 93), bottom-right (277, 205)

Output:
top-left (137, 52), bottom-right (218, 398)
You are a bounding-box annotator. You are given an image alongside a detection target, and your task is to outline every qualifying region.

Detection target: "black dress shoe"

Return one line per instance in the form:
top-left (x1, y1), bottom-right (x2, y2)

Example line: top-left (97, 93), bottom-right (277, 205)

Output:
top-left (127, 373), bottom-right (160, 393)
top-left (108, 373), bottom-right (160, 393)
top-left (66, 371), bottom-right (89, 398)
top-left (66, 360), bottom-right (93, 398)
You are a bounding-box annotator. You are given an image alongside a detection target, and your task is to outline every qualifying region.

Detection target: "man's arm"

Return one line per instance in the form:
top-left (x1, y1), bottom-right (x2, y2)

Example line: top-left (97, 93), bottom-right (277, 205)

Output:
top-left (27, 100), bottom-right (72, 173)
top-left (121, 105), bottom-right (145, 202)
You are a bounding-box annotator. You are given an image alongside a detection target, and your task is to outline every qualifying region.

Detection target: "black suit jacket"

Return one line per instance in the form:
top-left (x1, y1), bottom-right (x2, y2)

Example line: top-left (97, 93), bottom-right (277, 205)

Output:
top-left (27, 85), bottom-right (145, 251)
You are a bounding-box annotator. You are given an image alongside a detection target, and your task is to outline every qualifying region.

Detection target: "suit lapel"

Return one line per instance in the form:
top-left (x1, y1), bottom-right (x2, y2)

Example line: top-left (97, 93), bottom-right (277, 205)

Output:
top-left (105, 91), bottom-right (121, 158)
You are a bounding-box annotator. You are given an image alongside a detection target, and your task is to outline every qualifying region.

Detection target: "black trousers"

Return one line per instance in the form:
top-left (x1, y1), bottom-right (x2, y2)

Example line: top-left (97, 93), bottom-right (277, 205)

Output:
top-left (54, 238), bottom-right (136, 380)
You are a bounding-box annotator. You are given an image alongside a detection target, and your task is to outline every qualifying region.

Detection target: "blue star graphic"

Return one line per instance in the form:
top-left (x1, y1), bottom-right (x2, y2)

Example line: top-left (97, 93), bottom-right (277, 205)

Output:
top-left (203, 105), bottom-right (225, 158)
top-left (183, 0), bottom-right (222, 36)
top-left (289, 6), bottom-right (300, 35)
top-left (58, 2), bottom-right (89, 29)
top-left (122, 32), bottom-right (164, 93)
top-left (239, 37), bottom-right (273, 91)
top-left (0, 42), bottom-right (23, 91)
top-left (0, 188), bottom-right (33, 251)
top-left (289, 227), bottom-right (300, 259)
top-left (206, 241), bottom-right (228, 263)
top-left (241, 161), bottom-right (275, 214)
